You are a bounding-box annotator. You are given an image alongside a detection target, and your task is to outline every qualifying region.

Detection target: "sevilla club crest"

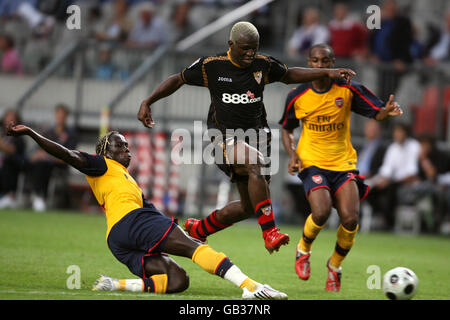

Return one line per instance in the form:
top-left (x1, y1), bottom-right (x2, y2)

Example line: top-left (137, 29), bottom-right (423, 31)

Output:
top-left (261, 205), bottom-right (272, 216)
top-left (312, 175), bottom-right (323, 184)
top-left (253, 71), bottom-right (262, 84)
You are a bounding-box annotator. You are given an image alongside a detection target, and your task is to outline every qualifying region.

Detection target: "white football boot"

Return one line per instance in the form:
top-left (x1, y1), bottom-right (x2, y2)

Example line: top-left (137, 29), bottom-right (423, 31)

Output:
top-left (242, 283), bottom-right (288, 300)
top-left (92, 274), bottom-right (117, 291)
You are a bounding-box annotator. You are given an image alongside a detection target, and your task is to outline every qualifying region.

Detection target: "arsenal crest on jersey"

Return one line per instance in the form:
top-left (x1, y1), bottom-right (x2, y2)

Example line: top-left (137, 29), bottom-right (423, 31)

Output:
top-left (312, 175), bottom-right (323, 184)
top-left (335, 97), bottom-right (344, 108)
top-left (253, 71), bottom-right (262, 84)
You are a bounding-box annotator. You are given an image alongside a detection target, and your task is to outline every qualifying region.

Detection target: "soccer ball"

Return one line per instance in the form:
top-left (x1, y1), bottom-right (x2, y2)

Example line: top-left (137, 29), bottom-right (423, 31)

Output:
top-left (382, 267), bottom-right (419, 300)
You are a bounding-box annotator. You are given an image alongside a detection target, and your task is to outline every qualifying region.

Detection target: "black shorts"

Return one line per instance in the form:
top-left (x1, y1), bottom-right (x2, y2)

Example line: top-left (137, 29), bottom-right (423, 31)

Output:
top-left (298, 166), bottom-right (369, 201)
top-left (212, 130), bottom-right (272, 183)
top-left (107, 205), bottom-right (177, 278)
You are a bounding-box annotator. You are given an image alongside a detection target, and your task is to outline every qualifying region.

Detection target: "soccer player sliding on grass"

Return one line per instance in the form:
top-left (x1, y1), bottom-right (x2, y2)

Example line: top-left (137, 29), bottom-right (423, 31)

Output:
top-left (138, 21), bottom-right (357, 254)
top-left (5, 124), bottom-right (287, 299)
top-left (279, 44), bottom-right (403, 292)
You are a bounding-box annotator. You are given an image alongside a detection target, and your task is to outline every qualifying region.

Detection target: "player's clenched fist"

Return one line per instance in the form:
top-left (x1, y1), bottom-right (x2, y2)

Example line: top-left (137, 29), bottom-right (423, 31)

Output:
top-left (137, 101), bottom-right (155, 129)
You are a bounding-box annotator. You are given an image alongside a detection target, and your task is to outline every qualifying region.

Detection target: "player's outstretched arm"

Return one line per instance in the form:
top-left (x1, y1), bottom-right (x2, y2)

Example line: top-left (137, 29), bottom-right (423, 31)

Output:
top-left (6, 123), bottom-right (87, 169)
top-left (138, 73), bottom-right (185, 128)
top-left (281, 67), bottom-right (356, 85)
top-left (374, 94), bottom-right (403, 121)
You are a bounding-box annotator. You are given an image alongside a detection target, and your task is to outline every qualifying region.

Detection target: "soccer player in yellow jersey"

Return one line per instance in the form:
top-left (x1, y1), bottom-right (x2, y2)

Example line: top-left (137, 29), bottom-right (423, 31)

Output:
top-left (6, 123), bottom-right (287, 299)
top-left (279, 44), bottom-right (403, 292)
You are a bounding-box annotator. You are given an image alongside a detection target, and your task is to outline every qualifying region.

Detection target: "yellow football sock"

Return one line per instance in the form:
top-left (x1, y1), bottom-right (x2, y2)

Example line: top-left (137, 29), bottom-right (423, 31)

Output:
top-left (192, 244), bottom-right (256, 291)
top-left (329, 224), bottom-right (359, 269)
top-left (298, 214), bottom-right (324, 253)
top-left (151, 274), bottom-right (168, 293)
top-left (192, 244), bottom-right (228, 275)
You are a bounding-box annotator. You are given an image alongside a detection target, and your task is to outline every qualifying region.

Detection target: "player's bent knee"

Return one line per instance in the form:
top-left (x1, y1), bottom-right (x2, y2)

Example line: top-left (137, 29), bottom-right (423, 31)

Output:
top-left (232, 162), bottom-right (262, 177)
top-left (341, 213), bottom-right (359, 231)
top-left (246, 163), bottom-right (263, 176)
top-left (312, 208), bottom-right (332, 226)
top-left (167, 267), bottom-right (190, 293)
top-left (231, 164), bottom-right (248, 176)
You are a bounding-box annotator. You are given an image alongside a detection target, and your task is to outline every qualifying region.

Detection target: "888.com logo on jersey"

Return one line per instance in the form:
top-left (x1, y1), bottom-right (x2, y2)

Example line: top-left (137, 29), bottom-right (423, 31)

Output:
top-left (222, 90), bottom-right (262, 104)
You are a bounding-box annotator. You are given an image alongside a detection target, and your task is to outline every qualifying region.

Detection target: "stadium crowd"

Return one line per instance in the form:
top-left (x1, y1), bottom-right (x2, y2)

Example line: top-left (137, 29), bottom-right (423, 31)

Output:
top-left (0, 0), bottom-right (448, 77)
top-left (0, 0), bottom-right (449, 234)
top-left (0, 104), bottom-right (78, 211)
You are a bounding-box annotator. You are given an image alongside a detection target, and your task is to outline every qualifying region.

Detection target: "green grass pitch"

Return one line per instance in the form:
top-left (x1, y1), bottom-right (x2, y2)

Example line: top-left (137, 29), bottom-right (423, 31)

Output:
top-left (0, 209), bottom-right (449, 300)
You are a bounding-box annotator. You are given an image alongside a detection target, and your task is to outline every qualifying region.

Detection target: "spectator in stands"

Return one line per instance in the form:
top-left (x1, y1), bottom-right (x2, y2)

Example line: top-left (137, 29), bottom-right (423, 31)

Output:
top-left (171, 0), bottom-right (193, 40)
top-left (0, 109), bottom-right (26, 209)
top-left (286, 7), bottom-right (329, 58)
top-left (94, 44), bottom-right (116, 80)
top-left (369, 0), bottom-right (414, 66)
top-left (27, 104), bottom-right (77, 211)
top-left (424, 9), bottom-right (450, 65)
top-left (0, 0), bottom-right (55, 37)
top-left (368, 0), bottom-right (415, 101)
top-left (416, 134), bottom-right (450, 232)
top-left (358, 119), bottom-right (387, 228)
top-left (95, 0), bottom-right (132, 43)
top-left (0, 33), bottom-right (23, 75)
top-left (126, 2), bottom-right (169, 48)
top-left (0, 0), bottom-right (20, 18)
top-left (92, 43), bottom-right (128, 80)
top-left (417, 135), bottom-right (449, 183)
top-left (370, 123), bottom-right (420, 230)
top-left (328, 2), bottom-right (368, 59)
top-left (357, 119), bottom-right (387, 179)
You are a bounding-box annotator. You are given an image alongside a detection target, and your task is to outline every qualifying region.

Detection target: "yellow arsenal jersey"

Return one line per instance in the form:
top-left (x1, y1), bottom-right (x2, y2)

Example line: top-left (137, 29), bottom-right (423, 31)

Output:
top-left (279, 79), bottom-right (384, 172)
top-left (79, 153), bottom-right (144, 237)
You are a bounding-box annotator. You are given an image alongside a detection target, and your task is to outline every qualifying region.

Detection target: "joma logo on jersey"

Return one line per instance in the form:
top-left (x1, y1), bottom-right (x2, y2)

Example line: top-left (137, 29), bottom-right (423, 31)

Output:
top-left (218, 76), bottom-right (232, 82)
top-left (222, 92), bottom-right (261, 104)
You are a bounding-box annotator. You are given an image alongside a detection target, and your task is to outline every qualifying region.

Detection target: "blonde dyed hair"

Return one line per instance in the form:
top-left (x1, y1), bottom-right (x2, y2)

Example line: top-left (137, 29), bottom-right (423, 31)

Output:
top-left (229, 21), bottom-right (259, 43)
top-left (95, 131), bottom-right (119, 155)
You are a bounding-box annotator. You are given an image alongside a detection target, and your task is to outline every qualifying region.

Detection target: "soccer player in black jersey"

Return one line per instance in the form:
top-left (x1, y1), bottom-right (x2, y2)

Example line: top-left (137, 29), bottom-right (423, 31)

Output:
top-left (138, 21), bottom-right (356, 254)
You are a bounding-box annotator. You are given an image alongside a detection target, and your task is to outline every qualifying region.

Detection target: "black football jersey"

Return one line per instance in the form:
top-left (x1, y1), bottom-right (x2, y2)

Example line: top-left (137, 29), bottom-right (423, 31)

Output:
top-left (181, 51), bottom-right (288, 132)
